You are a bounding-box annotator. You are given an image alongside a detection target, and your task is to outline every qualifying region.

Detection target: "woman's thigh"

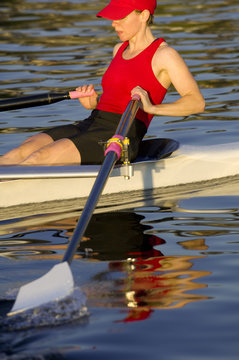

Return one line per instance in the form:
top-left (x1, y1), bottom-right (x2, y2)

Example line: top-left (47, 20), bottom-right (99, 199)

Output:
top-left (0, 133), bottom-right (54, 165)
top-left (21, 138), bottom-right (81, 165)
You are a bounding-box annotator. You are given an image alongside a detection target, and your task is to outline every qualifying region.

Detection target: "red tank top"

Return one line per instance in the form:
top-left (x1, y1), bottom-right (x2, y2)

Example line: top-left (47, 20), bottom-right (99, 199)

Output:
top-left (96, 38), bottom-right (167, 128)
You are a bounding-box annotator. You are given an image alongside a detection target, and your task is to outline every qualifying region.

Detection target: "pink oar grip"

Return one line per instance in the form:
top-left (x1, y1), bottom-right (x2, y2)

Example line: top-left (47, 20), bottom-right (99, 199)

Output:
top-left (104, 135), bottom-right (124, 160)
top-left (69, 90), bottom-right (95, 99)
top-left (131, 94), bottom-right (141, 101)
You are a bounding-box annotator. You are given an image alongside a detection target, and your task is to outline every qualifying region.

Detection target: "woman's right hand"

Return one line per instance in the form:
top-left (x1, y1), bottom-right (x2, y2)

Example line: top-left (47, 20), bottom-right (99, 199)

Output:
top-left (76, 84), bottom-right (98, 109)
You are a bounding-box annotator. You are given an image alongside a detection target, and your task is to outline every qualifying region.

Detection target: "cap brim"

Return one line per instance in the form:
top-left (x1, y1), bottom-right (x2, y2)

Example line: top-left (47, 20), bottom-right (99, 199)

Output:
top-left (96, 4), bottom-right (133, 20)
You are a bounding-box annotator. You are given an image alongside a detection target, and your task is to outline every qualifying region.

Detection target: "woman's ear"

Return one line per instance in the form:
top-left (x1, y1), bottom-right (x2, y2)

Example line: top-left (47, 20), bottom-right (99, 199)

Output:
top-left (141, 9), bottom-right (150, 23)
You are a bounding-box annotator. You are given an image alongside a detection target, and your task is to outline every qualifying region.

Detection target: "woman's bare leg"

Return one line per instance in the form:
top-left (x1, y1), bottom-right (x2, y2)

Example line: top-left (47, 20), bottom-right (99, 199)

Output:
top-left (20, 138), bottom-right (81, 165)
top-left (0, 133), bottom-right (54, 165)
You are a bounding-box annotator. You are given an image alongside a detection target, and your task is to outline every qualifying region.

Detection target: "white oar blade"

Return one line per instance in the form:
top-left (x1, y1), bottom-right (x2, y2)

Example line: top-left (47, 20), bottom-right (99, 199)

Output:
top-left (8, 261), bottom-right (74, 316)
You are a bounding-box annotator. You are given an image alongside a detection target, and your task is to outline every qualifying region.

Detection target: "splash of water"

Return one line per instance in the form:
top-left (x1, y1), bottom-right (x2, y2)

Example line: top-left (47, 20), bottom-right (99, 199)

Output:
top-left (2, 287), bottom-right (88, 330)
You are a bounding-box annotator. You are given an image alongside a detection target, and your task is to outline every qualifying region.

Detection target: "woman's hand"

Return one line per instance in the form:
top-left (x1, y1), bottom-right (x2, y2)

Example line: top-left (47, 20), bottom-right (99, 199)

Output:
top-left (131, 86), bottom-right (155, 114)
top-left (76, 84), bottom-right (98, 110)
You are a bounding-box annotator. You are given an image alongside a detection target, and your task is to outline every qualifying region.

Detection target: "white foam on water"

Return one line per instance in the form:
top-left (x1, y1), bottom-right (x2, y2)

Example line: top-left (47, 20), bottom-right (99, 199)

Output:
top-left (2, 287), bottom-right (88, 330)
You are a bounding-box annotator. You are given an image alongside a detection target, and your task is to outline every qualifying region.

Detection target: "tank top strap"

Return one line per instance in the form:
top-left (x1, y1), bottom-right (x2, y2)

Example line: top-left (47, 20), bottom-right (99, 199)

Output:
top-left (116, 38), bottom-right (166, 59)
top-left (116, 41), bottom-right (129, 56)
top-left (142, 38), bottom-right (166, 56)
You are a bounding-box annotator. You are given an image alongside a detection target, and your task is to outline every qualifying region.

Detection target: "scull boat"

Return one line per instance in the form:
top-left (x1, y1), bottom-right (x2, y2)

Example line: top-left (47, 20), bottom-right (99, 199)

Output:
top-left (1, 137), bottom-right (239, 212)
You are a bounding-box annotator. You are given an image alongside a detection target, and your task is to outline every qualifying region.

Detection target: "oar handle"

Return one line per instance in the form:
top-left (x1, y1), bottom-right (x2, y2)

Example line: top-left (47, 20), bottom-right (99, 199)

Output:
top-left (62, 95), bottom-right (141, 264)
top-left (0, 89), bottom-right (95, 111)
top-left (115, 94), bottom-right (141, 137)
top-left (69, 90), bottom-right (95, 99)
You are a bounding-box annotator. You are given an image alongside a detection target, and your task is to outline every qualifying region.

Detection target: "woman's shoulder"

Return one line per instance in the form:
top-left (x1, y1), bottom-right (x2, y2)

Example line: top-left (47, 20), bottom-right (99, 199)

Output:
top-left (154, 41), bottom-right (182, 62)
top-left (153, 42), bottom-right (190, 75)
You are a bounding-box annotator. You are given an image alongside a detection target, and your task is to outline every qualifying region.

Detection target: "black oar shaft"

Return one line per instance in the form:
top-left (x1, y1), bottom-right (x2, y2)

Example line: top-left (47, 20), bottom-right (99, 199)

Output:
top-left (62, 151), bottom-right (117, 264)
top-left (62, 97), bottom-right (140, 264)
top-left (0, 92), bottom-right (70, 111)
top-left (115, 97), bottom-right (140, 136)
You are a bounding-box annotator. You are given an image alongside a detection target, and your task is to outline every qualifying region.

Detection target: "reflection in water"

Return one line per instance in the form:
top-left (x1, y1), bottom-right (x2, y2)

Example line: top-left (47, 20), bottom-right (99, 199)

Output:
top-left (88, 254), bottom-right (210, 323)
top-left (111, 256), bottom-right (209, 322)
top-left (0, 211), bottom-right (210, 322)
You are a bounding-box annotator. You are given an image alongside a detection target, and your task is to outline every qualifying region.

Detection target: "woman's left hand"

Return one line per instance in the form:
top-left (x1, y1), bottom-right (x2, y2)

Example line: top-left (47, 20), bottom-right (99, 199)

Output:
top-left (131, 86), bottom-right (154, 114)
top-left (76, 84), bottom-right (98, 110)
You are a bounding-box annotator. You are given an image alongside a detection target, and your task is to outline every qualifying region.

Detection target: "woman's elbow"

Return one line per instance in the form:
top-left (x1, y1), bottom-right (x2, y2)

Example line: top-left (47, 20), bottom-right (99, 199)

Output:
top-left (194, 93), bottom-right (205, 114)
top-left (185, 92), bottom-right (205, 115)
top-left (198, 96), bottom-right (205, 113)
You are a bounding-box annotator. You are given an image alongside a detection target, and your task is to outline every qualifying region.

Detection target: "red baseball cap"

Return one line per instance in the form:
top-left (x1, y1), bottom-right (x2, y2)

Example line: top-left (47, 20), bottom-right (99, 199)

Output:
top-left (97, 0), bottom-right (157, 21)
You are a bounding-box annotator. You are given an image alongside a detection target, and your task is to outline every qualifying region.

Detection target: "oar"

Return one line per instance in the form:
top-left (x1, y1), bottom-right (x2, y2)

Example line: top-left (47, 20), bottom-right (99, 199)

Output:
top-left (0, 89), bottom-right (95, 111)
top-left (8, 94), bottom-right (141, 316)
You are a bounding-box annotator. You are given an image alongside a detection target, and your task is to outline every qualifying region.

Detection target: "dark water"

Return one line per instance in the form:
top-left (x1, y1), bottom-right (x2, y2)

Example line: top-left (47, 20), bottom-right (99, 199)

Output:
top-left (0, 0), bottom-right (239, 359)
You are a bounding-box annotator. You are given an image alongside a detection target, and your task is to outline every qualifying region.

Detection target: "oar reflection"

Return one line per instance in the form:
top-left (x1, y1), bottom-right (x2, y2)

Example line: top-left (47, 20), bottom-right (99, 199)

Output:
top-left (61, 211), bottom-right (211, 321)
top-left (1, 211), bottom-right (211, 322)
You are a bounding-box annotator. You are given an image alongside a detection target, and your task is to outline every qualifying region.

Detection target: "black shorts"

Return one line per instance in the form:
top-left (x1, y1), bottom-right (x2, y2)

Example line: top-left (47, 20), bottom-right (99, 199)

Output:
top-left (43, 109), bottom-right (147, 164)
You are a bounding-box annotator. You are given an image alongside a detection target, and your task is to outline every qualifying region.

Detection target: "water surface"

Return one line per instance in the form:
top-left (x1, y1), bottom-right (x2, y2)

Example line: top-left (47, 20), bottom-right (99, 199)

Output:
top-left (0, 1), bottom-right (239, 359)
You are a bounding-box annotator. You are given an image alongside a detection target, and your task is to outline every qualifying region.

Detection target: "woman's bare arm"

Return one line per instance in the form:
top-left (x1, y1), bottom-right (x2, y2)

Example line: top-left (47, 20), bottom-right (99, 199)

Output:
top-left (131, 46), bottom-right (205, 116)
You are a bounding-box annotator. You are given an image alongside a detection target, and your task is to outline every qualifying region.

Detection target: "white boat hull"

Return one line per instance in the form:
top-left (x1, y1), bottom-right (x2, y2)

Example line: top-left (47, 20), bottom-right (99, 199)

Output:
top-left (1, 139), bottom-right (239, 213)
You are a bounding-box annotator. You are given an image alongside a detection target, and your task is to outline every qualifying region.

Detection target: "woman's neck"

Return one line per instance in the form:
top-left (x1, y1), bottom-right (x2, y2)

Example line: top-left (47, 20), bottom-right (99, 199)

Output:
top-left (124, 28), bottom-right (156, 59)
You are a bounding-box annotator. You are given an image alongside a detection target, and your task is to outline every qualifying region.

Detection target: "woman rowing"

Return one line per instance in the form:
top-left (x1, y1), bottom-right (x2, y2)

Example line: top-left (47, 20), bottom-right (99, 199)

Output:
top-left (0, 0), bottom-right (205, 166)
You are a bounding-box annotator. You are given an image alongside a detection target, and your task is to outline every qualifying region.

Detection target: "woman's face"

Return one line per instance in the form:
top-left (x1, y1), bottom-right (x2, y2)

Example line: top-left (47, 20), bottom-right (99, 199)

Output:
top-left (111, 11), bottom-right (144, 42)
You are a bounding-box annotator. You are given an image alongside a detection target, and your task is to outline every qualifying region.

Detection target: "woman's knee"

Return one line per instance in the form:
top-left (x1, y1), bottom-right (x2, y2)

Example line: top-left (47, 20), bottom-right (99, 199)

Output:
top-left (21, 138), bottom-right (81, 165)
top-left (21, 146), bottom-right (52, 165)
top-left (22, 133), bottom-right (53, 146)
top-left (0, 133), bottom-right (54, 165)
